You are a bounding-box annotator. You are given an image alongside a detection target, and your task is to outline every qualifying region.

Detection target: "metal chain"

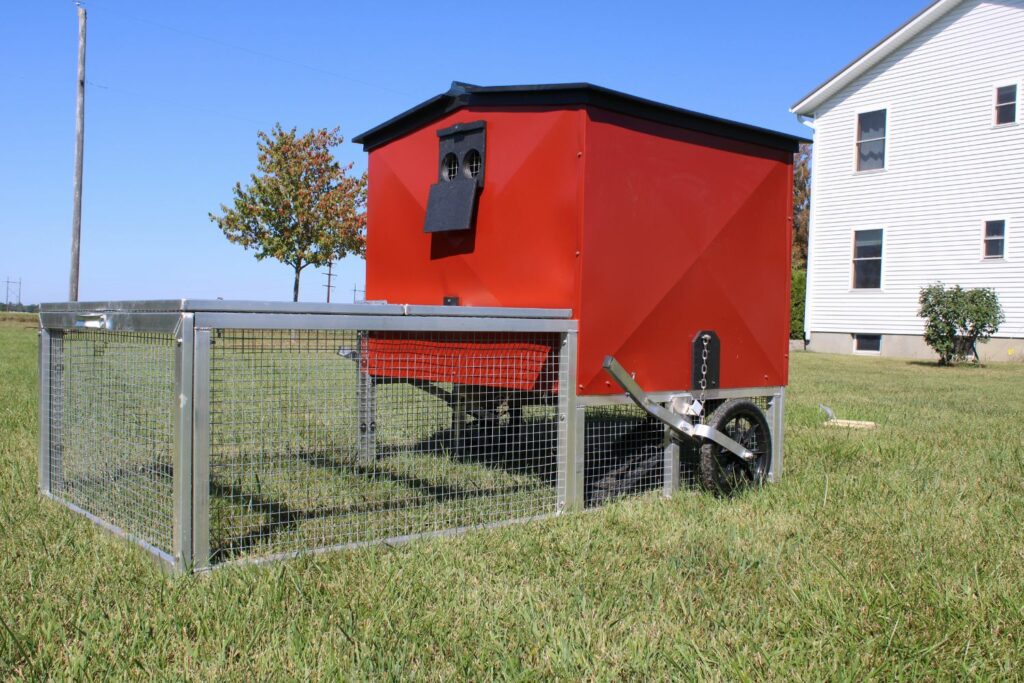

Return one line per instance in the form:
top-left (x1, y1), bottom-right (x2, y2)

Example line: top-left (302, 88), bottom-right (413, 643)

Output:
top-left (698, 334), bottom-right (711, 407)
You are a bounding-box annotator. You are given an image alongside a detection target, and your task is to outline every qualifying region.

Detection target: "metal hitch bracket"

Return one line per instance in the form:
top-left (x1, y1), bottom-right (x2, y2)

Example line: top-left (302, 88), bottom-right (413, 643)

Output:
top-left (602, 356), bottom-right (755, 461)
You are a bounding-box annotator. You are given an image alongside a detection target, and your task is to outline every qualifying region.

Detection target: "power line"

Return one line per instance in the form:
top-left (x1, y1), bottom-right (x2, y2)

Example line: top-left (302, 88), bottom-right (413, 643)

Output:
top-left (92, 5), bottom-right (414, 98)
top-left (85, 79), bottom-right (265, 126)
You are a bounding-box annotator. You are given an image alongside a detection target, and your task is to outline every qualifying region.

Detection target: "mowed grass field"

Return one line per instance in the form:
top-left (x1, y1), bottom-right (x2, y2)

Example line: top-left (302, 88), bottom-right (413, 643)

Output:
top-left (2, 313), bottom-right (1024, 679)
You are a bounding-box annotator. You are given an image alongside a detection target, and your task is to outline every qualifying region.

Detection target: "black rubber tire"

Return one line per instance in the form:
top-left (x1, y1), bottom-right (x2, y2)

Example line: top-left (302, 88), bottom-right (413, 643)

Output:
top-left (698, 399), bottom-right (772, 497)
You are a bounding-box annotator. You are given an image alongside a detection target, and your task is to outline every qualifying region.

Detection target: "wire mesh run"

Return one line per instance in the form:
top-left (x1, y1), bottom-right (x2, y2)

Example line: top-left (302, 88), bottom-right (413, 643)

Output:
top-left (38, 303), bottom-right (784, 571)
top-left (583, 404), bottom-right (668, 506)
top-left (46, 329), bottom-right (177, 555)
top-left (206, 328), bottom-right (564, 564)
top-left (581, 395), bottom-right (777, 506)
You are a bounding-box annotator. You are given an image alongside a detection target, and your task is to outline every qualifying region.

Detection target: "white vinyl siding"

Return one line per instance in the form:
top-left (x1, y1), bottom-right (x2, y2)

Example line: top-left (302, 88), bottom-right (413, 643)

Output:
top-left (805, 0), bottom-right (1024, 340)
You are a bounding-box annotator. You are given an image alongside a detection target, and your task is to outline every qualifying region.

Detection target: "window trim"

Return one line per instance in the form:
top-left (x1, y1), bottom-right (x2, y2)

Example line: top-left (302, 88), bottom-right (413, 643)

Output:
top-left (993, 82), bottom-right (1019, 127)
top-left (853, 333), bottom-right (882, 355)
top-left (854, 106), bottom-right (889, 173)
top-left (851, 227), bottom-right (885, 291)
top-left (982, 218), bottom-right (1007, 261)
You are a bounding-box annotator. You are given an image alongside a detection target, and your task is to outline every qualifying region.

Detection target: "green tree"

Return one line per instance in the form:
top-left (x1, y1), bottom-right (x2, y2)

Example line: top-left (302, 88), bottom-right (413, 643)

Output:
top-left (792, 143), bottom-right (812, 268)
top-left (790, 268), bottom-right (806, 340)
top-left (918, 283), bottom-right (1004, 365)
top-left (210, 124), bottom-right (367, 302)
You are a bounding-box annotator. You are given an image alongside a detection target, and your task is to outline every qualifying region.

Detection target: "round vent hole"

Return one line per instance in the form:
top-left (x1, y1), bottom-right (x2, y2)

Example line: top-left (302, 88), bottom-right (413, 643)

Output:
top-left (442, 153), bottom-right (459, 181)
top-left (463, 149), bottom-right (482, 179)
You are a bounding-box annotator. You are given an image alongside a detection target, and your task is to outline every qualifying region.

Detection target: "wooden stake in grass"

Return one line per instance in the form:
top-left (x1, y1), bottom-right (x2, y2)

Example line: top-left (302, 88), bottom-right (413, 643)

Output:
top-left (825, 418), bottom-right (877, 430)
top-left (819, 404), bottom-right (877, 429)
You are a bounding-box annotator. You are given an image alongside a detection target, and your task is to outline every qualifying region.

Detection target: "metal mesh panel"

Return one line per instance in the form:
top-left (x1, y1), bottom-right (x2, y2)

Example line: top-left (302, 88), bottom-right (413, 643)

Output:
top-left (582, 404), bottom-right (668, 507)
top-left (47, 329), bottom-right (177, 554)
top-left (206, 328), bottom-right (564, 564)
top-left (582, 395), bottom-right (776, 506)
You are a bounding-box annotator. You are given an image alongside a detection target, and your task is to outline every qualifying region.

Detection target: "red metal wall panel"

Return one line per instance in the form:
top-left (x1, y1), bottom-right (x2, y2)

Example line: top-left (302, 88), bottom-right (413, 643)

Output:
top-left (364, 104), bottom-right (793, 395)
top-left (578, 109), bottom-right (793, 394)
top-left (365, 108), bottom-right (583, 310)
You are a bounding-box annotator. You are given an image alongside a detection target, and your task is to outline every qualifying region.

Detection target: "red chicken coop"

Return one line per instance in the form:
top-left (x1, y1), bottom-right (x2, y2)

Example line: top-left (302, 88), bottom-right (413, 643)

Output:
top-left (39, 82), bottom-right (805, 572)
top-left (354, 81), bottom-right (802, 492)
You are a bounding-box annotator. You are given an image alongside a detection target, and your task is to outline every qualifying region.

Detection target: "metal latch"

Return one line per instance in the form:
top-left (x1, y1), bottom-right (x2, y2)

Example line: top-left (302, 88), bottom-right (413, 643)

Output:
top-left (74, 314), bottom-right (110, 330)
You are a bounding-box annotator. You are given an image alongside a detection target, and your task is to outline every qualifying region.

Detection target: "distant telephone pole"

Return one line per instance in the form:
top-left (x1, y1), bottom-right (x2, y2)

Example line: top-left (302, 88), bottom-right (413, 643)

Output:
top-left (69, 4), bottom-right (87, 301)
top-left (322, 261), bottom-right (336, 303)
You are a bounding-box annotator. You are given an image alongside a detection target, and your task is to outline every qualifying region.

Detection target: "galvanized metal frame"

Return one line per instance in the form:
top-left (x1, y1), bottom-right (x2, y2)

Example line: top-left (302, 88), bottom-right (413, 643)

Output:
top-left (39, 316), bottom-right (181, 574)
top-left (556, 329), bottom-right (580, 512)
top-left (38, 301), bottom-right (578, 573)
top-left (576, 385), bottom-right (784, 407)
top-left (38, 327), bottom-right (52, 494)
top-left (36, 299), bottom-right (785, 572)
top-left (37, 311), bottom-right (187, 335)
top-left (40, 299), bottom-right (572, 319)
top-left (573, 404), bottom-right (587, 508)
top-left (355, 331), bottom-right (377, 467)
top-left (172, 314), bottom-right (194, 572)
top-left (191, 327), bottom-right (212, 572)
top-left (192, 312), bottom-right (572, 333)
top-left (662, 431), bottom-right (680, 498)
top-left (767, 389), bottom-right (785, 482)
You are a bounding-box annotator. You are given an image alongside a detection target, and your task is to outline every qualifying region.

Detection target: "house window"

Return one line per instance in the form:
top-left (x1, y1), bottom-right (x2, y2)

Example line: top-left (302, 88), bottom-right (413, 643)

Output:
top-left (854, 334), bottom-right (881, 353)
top-left (853, 229), bottom-right (883, 288)
top-left (984, 220), bottom-right (1005, 258)
top-left (857, 109), bottom-right (887, 171)
top-left (996, 85), bottom-right (1017, 125)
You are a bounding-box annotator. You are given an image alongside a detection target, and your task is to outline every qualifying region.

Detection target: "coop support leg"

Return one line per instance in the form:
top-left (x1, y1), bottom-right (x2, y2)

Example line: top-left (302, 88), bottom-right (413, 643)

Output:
top-left (602, 356), bottom-right (755, 461)
top-left (557, 330), bottom-right (582, 512)
top-left (767, 388), bottom-right (785, 482)
top-left (190, 325), bottom-right (212, 572)
top-left (38, 327), bottom-right (53, 495)
top-left (662, 425), bottom-right (680, 498)
top-left (46, 330), bottom-right (66, 493)
top-left (356, 332), bottom-right (377, 466)
top-left (450, 385), bottom-right (464, 438)
top-left (171, 314), bottom-right (195, 574)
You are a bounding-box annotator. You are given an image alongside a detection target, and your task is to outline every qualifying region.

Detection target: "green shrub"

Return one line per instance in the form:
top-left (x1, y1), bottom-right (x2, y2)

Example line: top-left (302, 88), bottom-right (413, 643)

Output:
top-left (790, 269), bottom-right (806, 340)
top-left (918, 283), bottom-right (1004, 365)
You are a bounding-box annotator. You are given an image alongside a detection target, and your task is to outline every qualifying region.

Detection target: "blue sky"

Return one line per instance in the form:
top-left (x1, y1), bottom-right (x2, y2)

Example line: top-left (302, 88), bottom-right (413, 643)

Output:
top-left (1, 0), bottom-right (930, 305)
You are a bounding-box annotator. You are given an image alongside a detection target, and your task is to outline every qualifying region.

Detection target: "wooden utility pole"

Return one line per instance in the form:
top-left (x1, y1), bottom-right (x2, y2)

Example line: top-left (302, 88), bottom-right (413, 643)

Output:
top-left (69, 5), bottom-right (87, 301)
top-left (323, 261), bottom-right (335, 302)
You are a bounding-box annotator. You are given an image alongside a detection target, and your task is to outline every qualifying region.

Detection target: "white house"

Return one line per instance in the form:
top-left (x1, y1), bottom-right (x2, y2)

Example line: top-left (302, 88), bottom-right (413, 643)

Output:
top-left (792, 0), bottom-right (1024, 360)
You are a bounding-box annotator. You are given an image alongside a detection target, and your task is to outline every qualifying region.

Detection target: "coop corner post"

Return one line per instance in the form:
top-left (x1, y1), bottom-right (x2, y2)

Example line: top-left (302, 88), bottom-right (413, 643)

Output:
top-left (171, 313), bottom-right (196, 573)
top-left (355, 330), bottom-right (377, 466)
top-left (663, 426), bottom-right (680, 499)
top-left (768, 388), bottom-right (785, 482)
top-left (38, 325), bottom-right (52, 494)
top-left (191, 324), bottom-right (213, 571)
top-left (558, 328), bottom-right (583, 513)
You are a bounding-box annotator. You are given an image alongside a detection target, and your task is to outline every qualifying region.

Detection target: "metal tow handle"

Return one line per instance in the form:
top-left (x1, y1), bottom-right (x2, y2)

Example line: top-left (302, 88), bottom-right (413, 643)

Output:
top-left (602, 355), bottom-right (755, 462)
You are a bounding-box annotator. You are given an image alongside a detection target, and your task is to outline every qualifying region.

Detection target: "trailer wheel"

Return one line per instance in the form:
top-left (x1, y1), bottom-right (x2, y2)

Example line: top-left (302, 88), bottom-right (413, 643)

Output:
top-left (698, 399), bottom-right (771, 497)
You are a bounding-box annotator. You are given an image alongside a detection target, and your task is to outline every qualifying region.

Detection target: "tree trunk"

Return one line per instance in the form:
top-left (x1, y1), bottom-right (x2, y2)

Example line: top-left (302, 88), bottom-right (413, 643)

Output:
top-left (292, 260), bottom-right (302, 302)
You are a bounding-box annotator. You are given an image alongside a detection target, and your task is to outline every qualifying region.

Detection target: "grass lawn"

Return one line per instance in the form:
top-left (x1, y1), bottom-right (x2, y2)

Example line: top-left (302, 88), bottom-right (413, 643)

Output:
top-left (2, 314), bottom-right (1024, 679)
